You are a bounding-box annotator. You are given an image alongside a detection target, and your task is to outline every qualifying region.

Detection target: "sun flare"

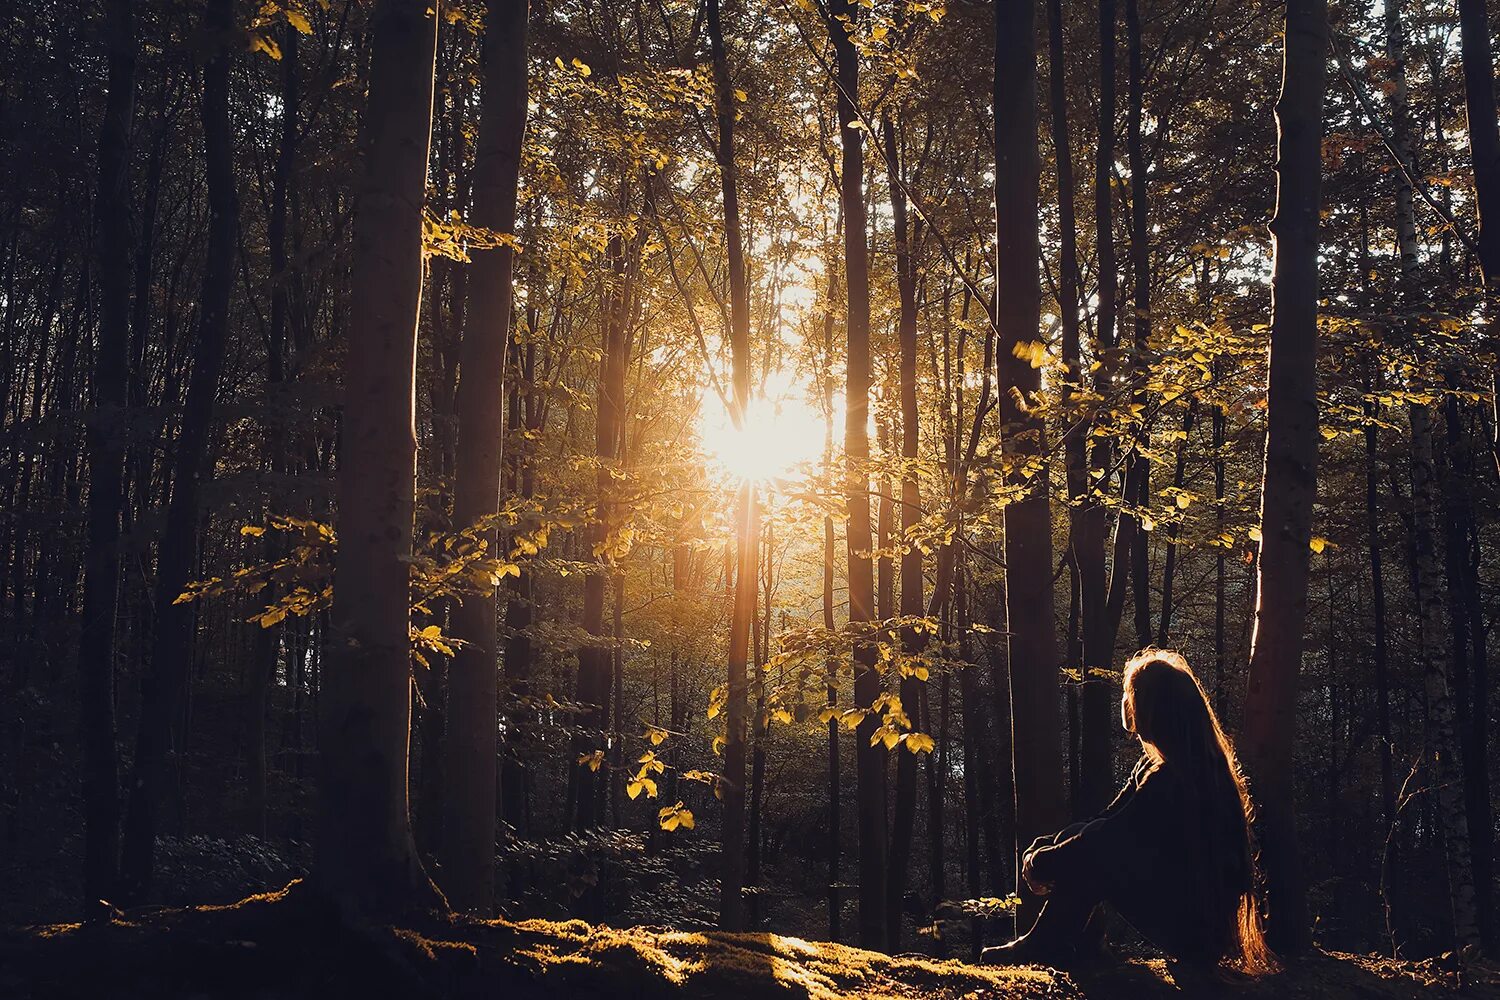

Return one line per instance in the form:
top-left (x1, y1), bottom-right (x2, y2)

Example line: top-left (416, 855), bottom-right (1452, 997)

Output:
top-left (697, 383), bottom-right (827, 485)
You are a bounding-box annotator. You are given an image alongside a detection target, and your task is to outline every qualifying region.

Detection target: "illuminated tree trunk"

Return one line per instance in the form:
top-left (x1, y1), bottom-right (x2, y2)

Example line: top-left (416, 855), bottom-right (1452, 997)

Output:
top-left (441, 0), bottom-right (528, 915)
top-left (829, 0), bottom-right (886, 949)
top-left (995, 0), bottom-right (1064, 917)
top-left (79, 0), bottom-right (137, 918)
top-left (1241, 0), bottom-right (1325, 954)
top-left (708, 0), bottom-right (755, 931)
top-left (121, 0), bottom-right (239, 902)
top-left (315, 0), bottom-right (442, 917)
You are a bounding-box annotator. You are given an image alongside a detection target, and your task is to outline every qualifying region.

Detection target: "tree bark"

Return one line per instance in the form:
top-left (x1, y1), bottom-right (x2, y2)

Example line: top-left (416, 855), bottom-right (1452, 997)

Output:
top-left (1387, 0), bottom-right (1482, 952)
top-left (441, 0), bottom-right (528, 916)
top-left (1456, 0), bottom-right (1500, 288)
top-left (1241, 0), bottom-right (1325, 955)
top-left (1125, 0), bottom-right (1152, 650)
top-left (995, 0), bottom-right (1065, 918)
top-left (78, 0), bottom-right (138, 918)
top-left (883, 114), bottom-right (924, 953)
top-left (1410, 403), bottom-right (1482, 950)
top-left (829, 0), bottom-right (886, 950)
top-left (1053, 0), bottom-right (1112, 819)
top-left (315, 0), bottom-right (443, 918)
top-left (121, 0), bottom-right (239, 903)
top-left (708, 0), bottom-right (757, 932)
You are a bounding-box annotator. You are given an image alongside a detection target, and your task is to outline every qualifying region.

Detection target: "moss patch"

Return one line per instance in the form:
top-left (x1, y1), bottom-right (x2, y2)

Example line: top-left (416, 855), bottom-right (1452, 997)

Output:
top-left (2, 882), bottom-right (1496, 999)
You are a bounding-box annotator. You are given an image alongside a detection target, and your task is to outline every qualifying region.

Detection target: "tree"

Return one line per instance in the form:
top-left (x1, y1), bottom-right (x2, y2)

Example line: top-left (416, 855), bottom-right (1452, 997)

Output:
top-left (707, 0), bottom-right (756, 932)
top-left (441, 0), bottom-right (529, 916)
top-left (315, 0), bottom-right (443, 917)
top-left (78, 0), bottom-right (137, 919)
top-left (120, 0), bottom-right (240, 901)
top-left (829, 0), bottom-right (887, 950)
top-left (883, 112), bottom-right (924, 952)
top-left (995, 0), bottom-right (1065, 911)
top-left (1241, 0), bottom-right (1326, 955)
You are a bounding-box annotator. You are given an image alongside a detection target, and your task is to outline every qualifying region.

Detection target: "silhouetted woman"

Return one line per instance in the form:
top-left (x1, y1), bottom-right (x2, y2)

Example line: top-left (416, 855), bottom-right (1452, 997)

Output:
top-left (985, 649), bottom-right (1276, 974)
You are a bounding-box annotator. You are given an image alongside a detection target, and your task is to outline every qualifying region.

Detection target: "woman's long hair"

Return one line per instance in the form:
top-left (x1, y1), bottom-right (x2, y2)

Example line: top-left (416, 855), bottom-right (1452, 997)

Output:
top-left (1121, 649), bottom-right (1277, 975)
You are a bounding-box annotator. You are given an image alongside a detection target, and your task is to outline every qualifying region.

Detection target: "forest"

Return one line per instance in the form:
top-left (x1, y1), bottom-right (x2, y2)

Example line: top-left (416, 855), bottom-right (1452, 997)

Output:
top-left (5, 0), bottom-right (1500, 995)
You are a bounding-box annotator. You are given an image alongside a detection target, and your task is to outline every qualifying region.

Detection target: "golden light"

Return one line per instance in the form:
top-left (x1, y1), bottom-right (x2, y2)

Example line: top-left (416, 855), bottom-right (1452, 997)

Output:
top-left (697, 376), bottom-right (827, 485)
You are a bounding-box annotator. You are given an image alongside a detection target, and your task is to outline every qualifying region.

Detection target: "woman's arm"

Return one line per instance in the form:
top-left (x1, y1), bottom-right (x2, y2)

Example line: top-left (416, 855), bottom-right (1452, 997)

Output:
top-left (1025, 757), bottom-right (1164, 889)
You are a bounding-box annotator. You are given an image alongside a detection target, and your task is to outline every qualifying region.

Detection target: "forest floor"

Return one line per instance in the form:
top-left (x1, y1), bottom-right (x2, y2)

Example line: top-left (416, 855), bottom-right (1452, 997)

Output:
top-left (3, 881), bottom-right (1497, 1000)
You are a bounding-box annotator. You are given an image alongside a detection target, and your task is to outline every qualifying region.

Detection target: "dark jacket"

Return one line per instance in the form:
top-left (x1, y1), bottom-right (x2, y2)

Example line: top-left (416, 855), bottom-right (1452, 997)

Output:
top-left (1026, 754), bottom-right (1246, 962)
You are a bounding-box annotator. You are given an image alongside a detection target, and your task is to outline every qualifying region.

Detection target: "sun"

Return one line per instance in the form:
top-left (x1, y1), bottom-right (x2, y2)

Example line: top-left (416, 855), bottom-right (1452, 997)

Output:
top-left (698, 378), bottom-right (827, 485)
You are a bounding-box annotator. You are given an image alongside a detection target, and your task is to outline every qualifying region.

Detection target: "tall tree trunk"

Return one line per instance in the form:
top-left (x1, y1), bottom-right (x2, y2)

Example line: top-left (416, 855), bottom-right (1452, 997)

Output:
top-left (575, 232), bottom-right (628, 833)
top-left (1457, 0), bottom-right (1500, 288)
top-left (1095, 0), bottom-right (1117, 357)
top-left (1125, 0), bottom-right (1152, 650)
top-left (79, 0), bottom-right (137, 918)
top-left (315, 0), bottom-right (442, 918)
top-left (823, 333), bottom-right (841, 943)
top-left (248, 21), bottom-right (301, 848)
top-left (1054, 0), bottom-right (1111, 818)
top-left (441, 0), bottom-right (528, 916)
top-left (829, 0), bottom-right (886, 950)
top-left (1455, 0), bottom-right (1500, 478)
top-left (1241, 0), bottom-right (1325, 955)
top-left (883, 115), bottom-right (924, 953)
top-left (1366, 374), bottom-right (1395, 832)
top-left (1410, 404), bottom-right (1483, 950)
top-left (1387, 0), bottom-right (1482, 952)
top-left (995, 0), bottom-right (1064, 918)
top-left (708, 0), bottom-right (756, 931)
top-left (120, 0), bottom-right (239, 902)
top-left (1441, 395), bottom-right (1492, 947)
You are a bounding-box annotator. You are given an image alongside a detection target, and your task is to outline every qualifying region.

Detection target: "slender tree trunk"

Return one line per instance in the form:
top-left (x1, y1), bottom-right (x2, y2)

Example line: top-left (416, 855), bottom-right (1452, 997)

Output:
top-left (1441, 395), bottom-right (1492, 947)
top-left (1387, 0), bottom-right (1482, 951)
top-left (1213, 364), bottom-right (1227, 717)
top-left (440, 0), bottom-right (528, 915)
top-left (1366, 374), bottom-right (1395, 832)
top-left (823, 336), bottom-right (841, 943)
top-left (1457, 0), bottom-right (1500, 288)
top-left (1241, 0), bottom-right (1325, 954)
top-left (1125, 0), bottom-right (1152, 650)
top-left (995, 0), bottom-right (1064, 919)
top-left (1410, 404), bottom-right (1483, 950)
top-left (829, 0), bottom-right (886, 949)
top-left (315, 0), bottom-right (443, 918)
top-left (1096, 0), bottom-right (1117, 358)
top-left (708, 0), bottom-right (757, 931)
top-left (883, 115), bottom-right (924, 953)
top-left (248, 21), bottom-right (301, 848)
top-left (120, 0), bottom-right (239, 902)
top-left (1053, 0), bottom-right (1111, 818)
top-left (79, 0), bottom-right (137, 917)
top-left (1158, 402), bottom-right (1196, 641)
